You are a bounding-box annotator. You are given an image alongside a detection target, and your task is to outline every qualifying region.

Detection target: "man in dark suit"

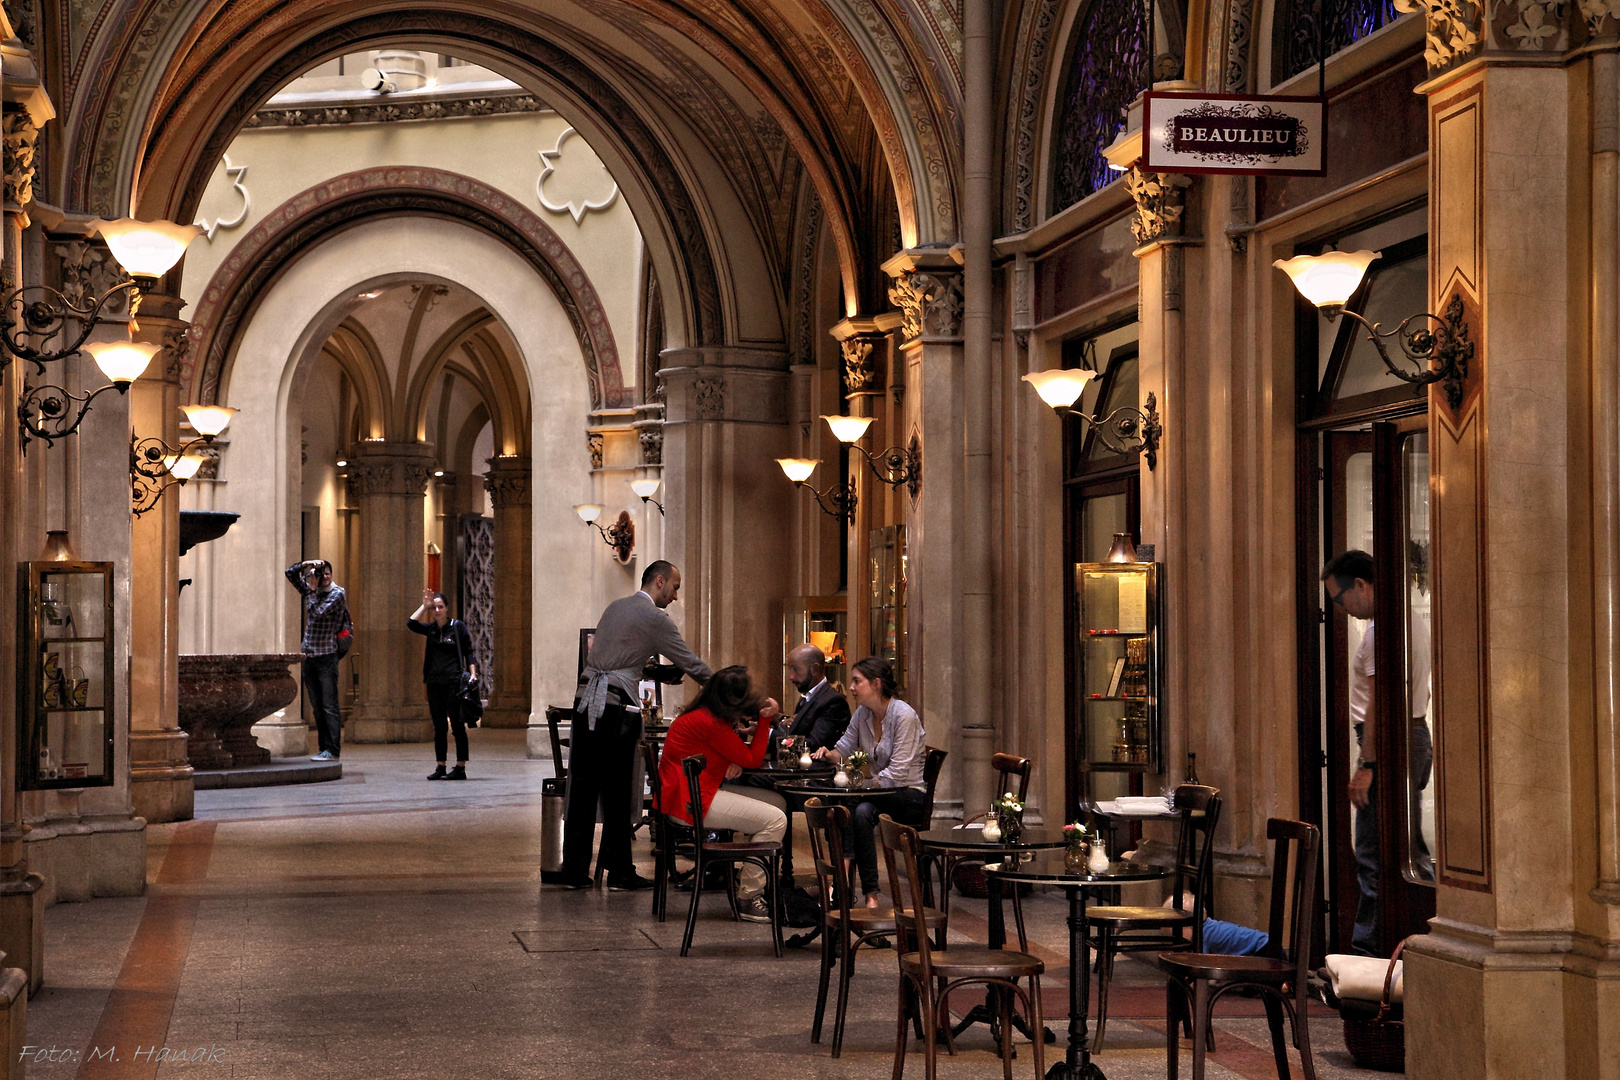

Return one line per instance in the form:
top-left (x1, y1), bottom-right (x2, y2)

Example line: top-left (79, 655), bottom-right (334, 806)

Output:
top-left (760, 643), bottom-right (851, 886)
top-left (779, 643), bottom-right (850, 751)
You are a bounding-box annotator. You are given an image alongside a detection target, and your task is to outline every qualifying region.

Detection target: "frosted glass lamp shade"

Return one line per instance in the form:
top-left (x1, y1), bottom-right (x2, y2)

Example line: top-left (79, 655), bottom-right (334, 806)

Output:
top-left (574, 503), bottom-right (604, 523)
top-left (180, 404), bottom-right (237, 437)
top-left (822, 414), bottom-right (875, 443)
top-left (169, 454), bottom-right (205, 481)
top-left (630, 478), bottom-right (662, 499)
top-left (1273, 250), bottom-right (1381, 308)
top-left (1021, 368), bottom-right (1098, 410)
top-left (82, 340), bottom-right (160, 384)
top-left (777, 458), bottom-right (818, 483)
top-left (93, 219), bottom-right (203, 280)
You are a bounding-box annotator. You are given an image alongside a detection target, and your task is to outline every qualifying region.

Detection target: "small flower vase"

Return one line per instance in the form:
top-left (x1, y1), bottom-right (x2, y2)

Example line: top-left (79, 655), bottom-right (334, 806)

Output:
top-left (1065, 844), bottom-right (1087, 873)
top-left (832, 766), bottom-right (851, 788)
top-left (1088, 837), bottom-right (1110, 873)
top-left (997, 810), bottom-right (1023, 846)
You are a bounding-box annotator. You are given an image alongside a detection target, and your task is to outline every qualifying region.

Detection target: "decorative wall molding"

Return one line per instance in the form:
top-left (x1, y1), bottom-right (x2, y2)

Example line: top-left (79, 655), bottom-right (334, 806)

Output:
top-left (53, 239), bottom-right (130, 316)
top-left (247, 92), bottom-right (548, 130)
top-left (195, 155), bottom-right (250, 241)
top-left (586, 432), bottom-right (604, 469)
top-left (1578, 0), bottom-right (1620, 33)
top-left (694, 375), bottom-right (726, 420)
top-left (638, 425), bottom-right (664, 465)
top-left (1124, 167), bottom-right (1192, 245)
top-left (185, 167), bottom-right (625, 410)
top-left (536, 126), bottom-right (620, 225)
top-left (3, 108), bottom-right (39, 208)
top-left (1005, 0), bottom-right (1064, 232)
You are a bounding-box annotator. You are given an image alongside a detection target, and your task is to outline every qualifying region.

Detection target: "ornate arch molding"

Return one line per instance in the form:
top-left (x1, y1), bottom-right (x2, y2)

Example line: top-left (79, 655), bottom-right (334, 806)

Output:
top-left (71, 7), bottom-right (723, 347)
top-left (185, 167), bottom-right (627, 412)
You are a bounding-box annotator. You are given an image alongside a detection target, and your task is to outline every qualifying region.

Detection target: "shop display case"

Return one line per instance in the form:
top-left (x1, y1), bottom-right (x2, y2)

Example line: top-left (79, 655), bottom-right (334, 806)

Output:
top-left (18, 560), bottom-right (116, 789)
top-left (1074, 561), bottom-right (1161, 791)
top-left (782, 597), bottom-right (848, 705)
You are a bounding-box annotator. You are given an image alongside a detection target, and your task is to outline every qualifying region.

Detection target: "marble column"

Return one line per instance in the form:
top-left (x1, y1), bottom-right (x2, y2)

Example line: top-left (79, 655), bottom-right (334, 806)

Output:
top-left (1401, 14), bottom-right (1620, 1080)
top-left (482, 455), bottom-right (531, 728)
top-left (658, 350), bottom-right (790, 684)
top-left (884, 252), bottom-right (973, 818)
top-left (127, 297), bottom-right (194, 822)
top-left (346, 440), bottom-right (434, 742)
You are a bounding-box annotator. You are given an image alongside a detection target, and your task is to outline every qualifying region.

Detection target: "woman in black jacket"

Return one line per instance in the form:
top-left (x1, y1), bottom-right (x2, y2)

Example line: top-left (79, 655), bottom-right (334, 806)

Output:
top-left (407, 589), bottom-right (478, 780)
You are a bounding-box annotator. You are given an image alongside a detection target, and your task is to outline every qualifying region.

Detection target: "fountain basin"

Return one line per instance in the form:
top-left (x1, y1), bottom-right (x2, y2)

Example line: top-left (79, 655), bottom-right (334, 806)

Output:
top-left (178, 653), bottom-right (303, 769)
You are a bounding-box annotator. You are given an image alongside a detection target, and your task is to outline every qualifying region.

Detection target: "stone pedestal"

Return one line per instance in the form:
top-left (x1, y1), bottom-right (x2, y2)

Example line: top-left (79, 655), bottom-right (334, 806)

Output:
top-left (178, 654), bottom-right (302, 768)
top-left (0, 954), bottom-right (25, 1080)
top-left (347, 441), bottom-right (435, 742)
top-left (251, 709), bottom-right (311, 757)
top-left (482, 455), bottom-right (531, 728)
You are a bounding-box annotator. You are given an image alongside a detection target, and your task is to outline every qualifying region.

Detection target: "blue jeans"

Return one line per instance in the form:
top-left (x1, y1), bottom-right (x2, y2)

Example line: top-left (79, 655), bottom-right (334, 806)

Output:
top-left (303, 653), bottom-right (343, 756)
top-left (1353, 721), bottom-right (1434, 956)
top-left (847, 786), bottom-right (929, 897)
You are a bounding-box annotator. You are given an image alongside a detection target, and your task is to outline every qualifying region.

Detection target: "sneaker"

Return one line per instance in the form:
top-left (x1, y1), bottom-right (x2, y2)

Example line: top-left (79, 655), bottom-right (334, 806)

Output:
top-left (311, 750), bottom-right (336, 761)
top-left (540, 870), bottom-right (593, 889)
top-left (605, 873), bottom-right (656, 892)
top-left (426, 765), bottom-right (447, 780)
top-left (446, 765), bottom-right (467, 781)
top-left (736, 895), bottom-right (773, 923)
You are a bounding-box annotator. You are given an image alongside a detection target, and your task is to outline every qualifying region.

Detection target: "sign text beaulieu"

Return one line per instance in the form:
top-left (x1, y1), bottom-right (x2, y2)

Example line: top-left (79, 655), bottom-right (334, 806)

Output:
top-left (1142, 92), bottom-right (1326, 177)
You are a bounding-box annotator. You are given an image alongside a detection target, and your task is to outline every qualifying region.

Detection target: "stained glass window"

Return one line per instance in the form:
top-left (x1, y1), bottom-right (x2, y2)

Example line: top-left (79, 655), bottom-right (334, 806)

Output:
top-left (1272, 0), bottom-right (1400, 84)
top-left (1051, 0), bottom-right (1148, 212)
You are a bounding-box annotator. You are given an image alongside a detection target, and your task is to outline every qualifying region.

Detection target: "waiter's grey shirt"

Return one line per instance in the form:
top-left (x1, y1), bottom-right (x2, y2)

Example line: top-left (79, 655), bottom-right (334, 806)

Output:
top-left (576, 591), bottom-right (712, 728)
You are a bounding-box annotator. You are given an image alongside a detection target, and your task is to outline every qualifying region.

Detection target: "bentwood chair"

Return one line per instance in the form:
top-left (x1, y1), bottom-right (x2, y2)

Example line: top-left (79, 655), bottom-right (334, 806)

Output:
top-left (678, 754), bottom-right (783, 957)
top-left (926, 752), bottom-right (1032, 909)
top-left (644, 739), bottom-right (693, 921)
top-left (880, 816), bottom-right (1045, 1080)
top-left (1159, 818), bottom-right (1321, 1080)
top-left (920, 746), bottom-right (949, 822)
top-left (1087, 784), bottom-right (1222, 1050)
top-left (804, 799), bottom-right (946, 1058)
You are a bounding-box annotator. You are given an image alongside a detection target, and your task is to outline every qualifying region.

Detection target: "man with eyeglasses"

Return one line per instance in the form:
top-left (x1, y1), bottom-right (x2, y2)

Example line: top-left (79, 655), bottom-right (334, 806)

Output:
top-left (1321, 548), bottom-right (1432, 956)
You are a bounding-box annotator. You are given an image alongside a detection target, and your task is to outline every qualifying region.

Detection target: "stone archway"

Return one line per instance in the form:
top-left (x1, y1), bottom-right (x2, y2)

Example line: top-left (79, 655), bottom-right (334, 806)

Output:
top-left (182, 167), bottom-right (626, 410)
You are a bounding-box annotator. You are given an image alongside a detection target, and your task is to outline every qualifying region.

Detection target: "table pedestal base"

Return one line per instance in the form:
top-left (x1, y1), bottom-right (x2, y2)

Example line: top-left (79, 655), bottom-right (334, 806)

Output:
top-left (1046, 1060), bottom-right (1108, 1080)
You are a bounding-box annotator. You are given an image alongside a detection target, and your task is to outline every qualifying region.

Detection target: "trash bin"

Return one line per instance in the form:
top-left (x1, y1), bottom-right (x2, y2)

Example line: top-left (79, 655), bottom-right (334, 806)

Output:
top-left (540, 777), bottom-right (566, 873)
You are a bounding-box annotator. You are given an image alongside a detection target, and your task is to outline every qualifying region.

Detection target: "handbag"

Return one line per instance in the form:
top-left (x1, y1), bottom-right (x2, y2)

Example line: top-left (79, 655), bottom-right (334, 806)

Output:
top-left (452, 621), bottom-right (483, 727)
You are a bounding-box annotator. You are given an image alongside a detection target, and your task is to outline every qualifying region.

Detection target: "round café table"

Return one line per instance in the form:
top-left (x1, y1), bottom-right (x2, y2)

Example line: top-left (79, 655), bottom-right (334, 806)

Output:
top-left (917, 825), bottom-right (1067, 1046)
top-left (984, 852), bottom-right (1170, 1080)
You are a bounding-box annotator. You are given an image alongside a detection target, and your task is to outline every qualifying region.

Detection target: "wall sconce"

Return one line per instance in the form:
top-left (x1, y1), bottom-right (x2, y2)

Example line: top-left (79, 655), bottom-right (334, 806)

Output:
top-left (820, 415), bottom-right (921, 497)
top-left (1021, 369), bottom-right (1163, 471)
top-left (130, 404), bottom-right (237, 517)
top-left (575, 503), bottom-right (635, 563)
top-left (1274, 249), bottom-right (1475, 409)
top-left (630, 477), bottom-right (664, 516)
top-left (776, 458), bottom-right (856, 523)
top-left (5, 218), bottom-right (202, 449)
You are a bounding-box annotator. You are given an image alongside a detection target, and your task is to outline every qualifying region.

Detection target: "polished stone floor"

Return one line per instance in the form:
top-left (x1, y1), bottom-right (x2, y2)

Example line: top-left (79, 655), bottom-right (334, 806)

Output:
top-left (25, 732), bottom-right (1399, 1079)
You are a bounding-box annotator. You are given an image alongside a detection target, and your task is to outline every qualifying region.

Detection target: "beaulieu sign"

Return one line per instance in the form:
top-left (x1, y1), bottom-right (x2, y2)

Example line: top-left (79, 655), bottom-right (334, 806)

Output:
top-left (1142, 92), bottom-right (1326, 177)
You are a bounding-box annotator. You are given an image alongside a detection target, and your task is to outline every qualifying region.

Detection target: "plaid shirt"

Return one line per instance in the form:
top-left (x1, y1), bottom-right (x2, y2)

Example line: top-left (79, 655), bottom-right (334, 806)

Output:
top-left (285, 564), bottom-right (352, 657)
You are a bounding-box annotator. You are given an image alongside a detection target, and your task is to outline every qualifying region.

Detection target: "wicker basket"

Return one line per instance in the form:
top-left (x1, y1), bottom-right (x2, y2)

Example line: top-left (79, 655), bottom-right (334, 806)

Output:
top-left (1338, 940), bottom-right (1407, 1072)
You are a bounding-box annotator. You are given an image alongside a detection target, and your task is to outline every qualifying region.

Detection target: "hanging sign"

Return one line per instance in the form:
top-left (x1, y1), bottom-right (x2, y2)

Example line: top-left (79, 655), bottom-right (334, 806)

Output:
top-left (1142, 92), bottom-right (1327, 177)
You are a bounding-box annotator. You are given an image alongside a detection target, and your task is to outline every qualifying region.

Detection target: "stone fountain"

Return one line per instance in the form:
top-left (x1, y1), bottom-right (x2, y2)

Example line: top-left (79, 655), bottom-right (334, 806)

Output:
top-left (177, 653), bottom-right (304, 769)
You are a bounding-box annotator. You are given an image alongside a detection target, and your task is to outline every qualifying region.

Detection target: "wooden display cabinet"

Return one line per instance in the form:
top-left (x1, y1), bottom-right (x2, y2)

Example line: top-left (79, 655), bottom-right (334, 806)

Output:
top-left (1073, 561), bottom-right (1162, 798)
top-left (17, 560), bottom-right (116, 790)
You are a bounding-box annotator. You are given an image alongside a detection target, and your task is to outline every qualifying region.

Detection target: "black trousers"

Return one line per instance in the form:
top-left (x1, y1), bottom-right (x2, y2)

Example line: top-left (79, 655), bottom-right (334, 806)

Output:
top-left (303, 653), bottom-right (343, 755)
top-left (426, 681), bottom-right (469, 763)
top-left (561, 704), bottom-right (640, 879)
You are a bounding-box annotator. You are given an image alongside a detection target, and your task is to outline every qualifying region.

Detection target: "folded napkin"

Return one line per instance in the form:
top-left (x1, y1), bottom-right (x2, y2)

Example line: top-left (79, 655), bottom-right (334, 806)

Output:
top-left (1324, 953), bottom-right (1402, 1003)
top-left (1115, 795), bottom-right (1173, 814)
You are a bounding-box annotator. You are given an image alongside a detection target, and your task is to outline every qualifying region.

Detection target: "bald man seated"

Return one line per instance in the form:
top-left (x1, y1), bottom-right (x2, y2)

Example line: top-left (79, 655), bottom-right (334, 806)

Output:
top-left (777, 643), bottom-right (852, 752)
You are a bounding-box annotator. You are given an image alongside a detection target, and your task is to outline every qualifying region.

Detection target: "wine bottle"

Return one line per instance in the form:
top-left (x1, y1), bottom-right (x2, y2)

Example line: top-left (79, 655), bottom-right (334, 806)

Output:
top-left (1186, 751), bottom-right (1199, 785)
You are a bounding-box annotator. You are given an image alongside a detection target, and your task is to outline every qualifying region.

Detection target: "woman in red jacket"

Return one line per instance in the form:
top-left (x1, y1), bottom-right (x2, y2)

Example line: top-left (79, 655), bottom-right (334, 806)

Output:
top-left (657, 665), bottom-right (785, 921)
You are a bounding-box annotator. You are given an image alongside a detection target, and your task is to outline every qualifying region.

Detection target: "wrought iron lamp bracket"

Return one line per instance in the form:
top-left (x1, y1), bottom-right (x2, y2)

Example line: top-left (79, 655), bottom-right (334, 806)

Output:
top-left (1327, 294), bottom-right (1474, 410)
top-left (851, 438), bottom-right (922, 494)
top-left (0, 278), bottom-right (145, 374)
top-left (638, 495), bottom-right (666, 517)
top-left (1059, 392), bottom-right (1163, 471)
top-left (792, 479), bottom-right (857, 524)
top-left (19, 379), bottom-right (131, 452)
top-left (130, 433), bottom-right (216, 518)
top-left (587, 517), bottom-right (635, 562)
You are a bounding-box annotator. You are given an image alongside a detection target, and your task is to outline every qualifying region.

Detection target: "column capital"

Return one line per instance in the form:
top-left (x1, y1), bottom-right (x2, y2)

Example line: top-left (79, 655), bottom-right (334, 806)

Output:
top-left (1124, 166), bottom-right (1193, 248)
top-left (882, 250), bottom-right (964, 347)
top-left (829, 316), bottom-right (901, 400)
top-left (483, 454), bottom-right (532, 509)
top-left (348, 441), bottom-right (436, 498)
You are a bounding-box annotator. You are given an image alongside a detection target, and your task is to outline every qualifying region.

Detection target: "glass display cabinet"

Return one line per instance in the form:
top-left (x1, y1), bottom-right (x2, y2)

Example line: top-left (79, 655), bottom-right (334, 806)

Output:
top-left (782, 597), bottom-right (848, 706)
top-left (869, 524), bottom-right (907, 693)
top-left (1074, 561), bottom-right (1162, 795)
top-left (18, 560), bottom-right (116, 789)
